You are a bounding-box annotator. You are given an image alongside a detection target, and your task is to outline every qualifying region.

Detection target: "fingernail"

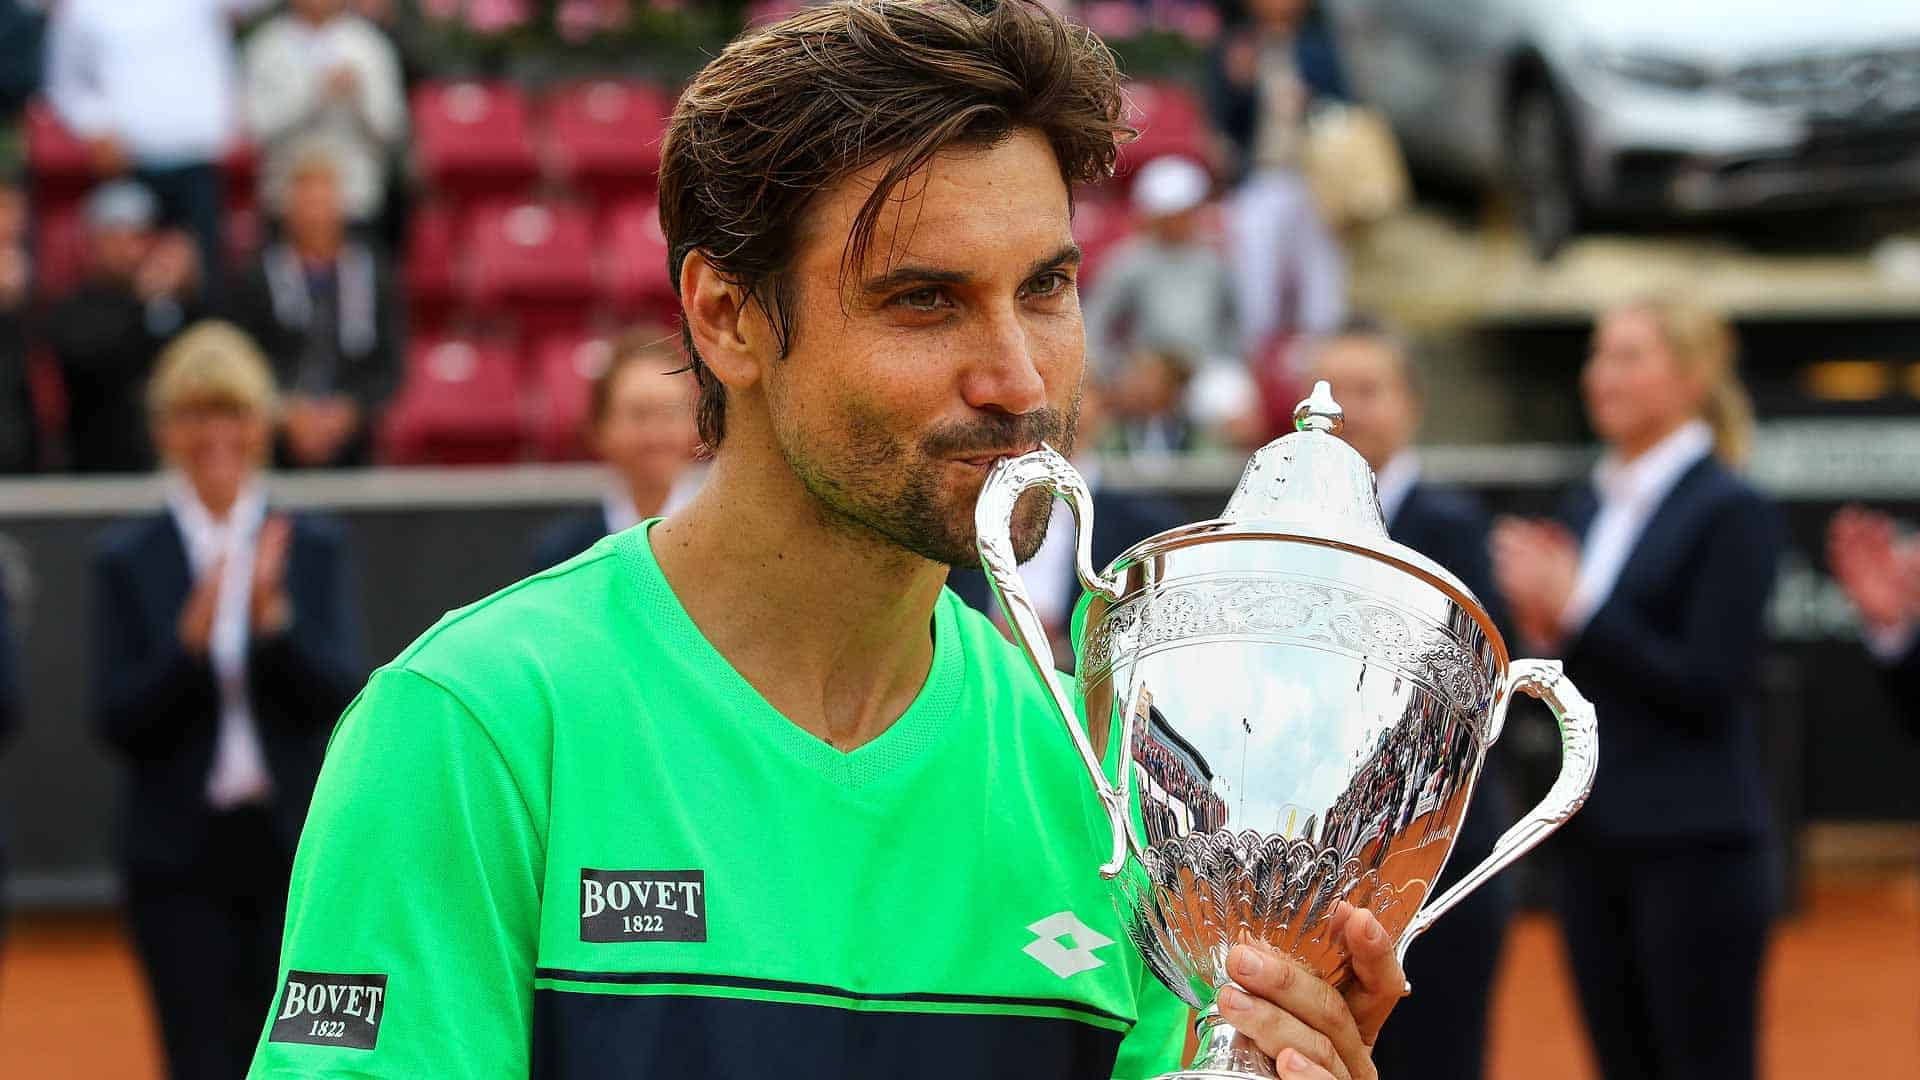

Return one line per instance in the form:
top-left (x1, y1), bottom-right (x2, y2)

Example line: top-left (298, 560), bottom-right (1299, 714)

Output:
top-left (1218, 985), bottom-right (1246, 1012)
top-left (1279, 1049), bottom-right (1310, 1074)
top-left (1366, 913), bottom-right (1386, 944)
top-left (1231, 946), bottom-right (1265, 980)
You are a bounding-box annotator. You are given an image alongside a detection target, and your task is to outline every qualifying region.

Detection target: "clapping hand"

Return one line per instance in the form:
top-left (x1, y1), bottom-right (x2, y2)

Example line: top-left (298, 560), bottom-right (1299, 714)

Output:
top-left (1828, 505), bottom-right (1920, 632)
top-left (1491, 517), bottom-right (1581, 651)
top-left (250, 516), bottom-right (294, 635)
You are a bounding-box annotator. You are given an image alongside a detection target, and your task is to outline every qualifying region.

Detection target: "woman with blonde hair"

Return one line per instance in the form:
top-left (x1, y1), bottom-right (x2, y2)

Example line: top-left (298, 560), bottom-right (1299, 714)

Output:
top-left (92, 320), bottom-right (365, 1079)
top-left (1492, 297), bottom-right (1781, 1080)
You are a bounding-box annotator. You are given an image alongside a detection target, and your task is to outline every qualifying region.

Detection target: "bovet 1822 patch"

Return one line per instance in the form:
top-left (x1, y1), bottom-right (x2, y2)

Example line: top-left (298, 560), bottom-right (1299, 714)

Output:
top-left (268, 971), bottom-right (388, 1050)
top-left (580, 868), bottom-right (707, 942)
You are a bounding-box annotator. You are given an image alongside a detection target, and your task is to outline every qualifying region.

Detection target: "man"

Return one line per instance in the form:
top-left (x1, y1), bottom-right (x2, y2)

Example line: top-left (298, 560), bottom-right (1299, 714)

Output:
top-left (226, 145), bottom-right (400, 467)
top-left (529, 329), bottom-right (704, 571)
top-left (44, 0), bottom-right (266, 290)
top-left (249, 5), bottom-right (1404, 1079)
top-left (243, 0), bottom-right (407, 228)
top-left (1308, 318), bottom-right (1512, 1080)
top-left (1828, 504), bottom-right (1920, 736)
top-left (45, 180), bottom-right (202, 473)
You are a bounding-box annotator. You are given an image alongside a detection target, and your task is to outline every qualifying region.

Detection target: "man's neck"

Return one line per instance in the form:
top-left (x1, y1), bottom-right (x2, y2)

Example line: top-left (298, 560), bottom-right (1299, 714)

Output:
top-left (650, 440), bottom-right (948, 754)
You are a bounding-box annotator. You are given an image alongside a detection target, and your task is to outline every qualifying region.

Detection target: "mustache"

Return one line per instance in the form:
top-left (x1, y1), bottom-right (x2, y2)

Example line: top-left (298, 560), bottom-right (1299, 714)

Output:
top-left (920, 408), bottom-right (1071, 459)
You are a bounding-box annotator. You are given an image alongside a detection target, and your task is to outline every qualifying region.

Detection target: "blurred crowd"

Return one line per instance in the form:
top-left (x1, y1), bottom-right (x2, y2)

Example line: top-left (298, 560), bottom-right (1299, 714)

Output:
top-left (0, 4), bottom-right (1916, 1080)
top-left (0, 0), bottom-right (1410, 477)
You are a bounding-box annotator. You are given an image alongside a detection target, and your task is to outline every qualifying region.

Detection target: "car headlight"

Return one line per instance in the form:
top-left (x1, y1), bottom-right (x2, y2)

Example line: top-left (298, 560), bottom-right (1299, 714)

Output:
top-left (1589, 48), bottom-right (1714, 92)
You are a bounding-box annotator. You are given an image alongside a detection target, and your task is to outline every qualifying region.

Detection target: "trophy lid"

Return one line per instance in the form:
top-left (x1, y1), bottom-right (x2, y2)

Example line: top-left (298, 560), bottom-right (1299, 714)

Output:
top-left (1112, 381), bottom-right (1506, 661)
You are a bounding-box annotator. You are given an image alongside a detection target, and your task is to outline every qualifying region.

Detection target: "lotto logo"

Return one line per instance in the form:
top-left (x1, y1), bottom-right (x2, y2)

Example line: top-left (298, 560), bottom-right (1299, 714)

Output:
top-left (1022, 911), bottom-right (1113, 978)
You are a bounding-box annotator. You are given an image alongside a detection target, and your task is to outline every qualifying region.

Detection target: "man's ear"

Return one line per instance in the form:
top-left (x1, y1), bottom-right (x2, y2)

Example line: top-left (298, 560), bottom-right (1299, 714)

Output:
top-left (681, 250), bottom-right (769, 392)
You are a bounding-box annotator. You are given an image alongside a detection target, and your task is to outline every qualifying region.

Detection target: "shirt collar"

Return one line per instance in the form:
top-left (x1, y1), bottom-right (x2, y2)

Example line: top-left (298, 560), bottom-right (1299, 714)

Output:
top-left (1374, 451), bottom-right (1420, 526)
top-left (166, 472), bottom-right (268, 565)
top-left (1592, 419), bottom-right (1713, 507)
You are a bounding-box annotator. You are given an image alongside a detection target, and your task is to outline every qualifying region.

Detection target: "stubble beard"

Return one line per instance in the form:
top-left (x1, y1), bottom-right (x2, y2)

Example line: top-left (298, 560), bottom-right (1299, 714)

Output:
top-left (778, 391), bottom-right (1080, 569)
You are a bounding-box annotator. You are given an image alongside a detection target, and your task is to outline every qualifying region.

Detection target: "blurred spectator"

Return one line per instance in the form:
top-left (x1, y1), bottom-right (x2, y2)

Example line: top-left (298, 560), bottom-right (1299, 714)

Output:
top-left (46, 180), bottom-right (203, 473)
top-left (1827, 505), bottom-right (1920, 736)
top-left (227, 145), bottom-right (400, 467)
top-left (1102, 349), bottom-right (1198, 455)
top-left (92, 321), bottom-right (364, 1080)
top-left (946, 380), bottom-right (1185, 658)
top-left (0, 0), bottom-right (45, 140)
top-left (529, 329), bottom-right (703, 570)
top-left (44, 0), bottom-right (267, 287)
top-left (243, 0), bottom-right (407, 229)
top-left (1082, 155), bottom-right (1238, 373)
top-left (1209, 0), bottom-right (1346, 350)
top-left (1492, 297), bottom-right (1780, 1080)
top-left (0, 179), bottom-right (32, 472)
top-left (1308, 317), bottom-right (1512, 1080)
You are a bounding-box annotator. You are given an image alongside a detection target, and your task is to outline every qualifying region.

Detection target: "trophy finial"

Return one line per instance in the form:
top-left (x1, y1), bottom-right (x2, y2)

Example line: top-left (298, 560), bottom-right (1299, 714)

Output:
top-left (1293, 380), bottom-right (1345, 435)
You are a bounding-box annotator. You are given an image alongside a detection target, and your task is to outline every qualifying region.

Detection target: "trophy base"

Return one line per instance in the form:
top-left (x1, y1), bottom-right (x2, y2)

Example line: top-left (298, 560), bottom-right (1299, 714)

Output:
top-left (1149, 1009), bottom-right (1280, 1080)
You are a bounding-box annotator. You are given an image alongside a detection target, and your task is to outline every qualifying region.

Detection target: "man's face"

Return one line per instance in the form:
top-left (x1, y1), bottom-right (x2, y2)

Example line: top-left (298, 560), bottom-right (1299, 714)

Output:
top-left (286, 167), bottom-right (345, 253)
top-left (754, 128), bottom-right (1084, 567)
top-left (1314, 335), bottom-right (1418, 472)
top-left (89, 224), bottom-right (151, 282)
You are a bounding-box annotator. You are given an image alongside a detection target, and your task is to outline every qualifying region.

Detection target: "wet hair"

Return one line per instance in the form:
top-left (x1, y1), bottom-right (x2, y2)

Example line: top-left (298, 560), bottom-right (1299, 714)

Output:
top-left (657, 0), bottom-right (1131, 448)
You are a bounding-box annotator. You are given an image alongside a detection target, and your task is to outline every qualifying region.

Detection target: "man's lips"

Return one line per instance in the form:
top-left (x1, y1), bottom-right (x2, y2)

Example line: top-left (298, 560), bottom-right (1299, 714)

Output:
top-left (951, 444), bottom-right (1041, 469)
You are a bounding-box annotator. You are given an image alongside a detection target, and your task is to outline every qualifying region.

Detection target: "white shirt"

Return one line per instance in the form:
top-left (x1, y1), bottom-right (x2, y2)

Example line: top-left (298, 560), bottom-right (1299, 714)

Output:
top-left (1560, 420), bottom-right (1715, 637)
top-left (167, 475), bottom-right (274, 809)
top-left (243, 13), bottom-right (407, 221)
top-left (601, 467), bottom-right (706, 536)
top-left (46, 0), bottom-right (265, 166)
top-left (1374, 451), bottom-right (1420, 528)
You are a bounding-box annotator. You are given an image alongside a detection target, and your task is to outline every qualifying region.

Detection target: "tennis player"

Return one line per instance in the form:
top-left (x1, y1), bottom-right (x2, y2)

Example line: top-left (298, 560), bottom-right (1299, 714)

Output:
top-left (248, 3), bottom-right (1404, 1078)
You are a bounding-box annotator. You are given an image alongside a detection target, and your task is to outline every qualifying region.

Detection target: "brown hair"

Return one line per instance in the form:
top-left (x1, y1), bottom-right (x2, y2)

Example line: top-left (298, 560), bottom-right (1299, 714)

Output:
top-left (588, 327), bottom-right (687, 429)
top-left (657, 0), bottom-right (1131, 448)
top-left (1618, 296), bottom-right (1755, 466)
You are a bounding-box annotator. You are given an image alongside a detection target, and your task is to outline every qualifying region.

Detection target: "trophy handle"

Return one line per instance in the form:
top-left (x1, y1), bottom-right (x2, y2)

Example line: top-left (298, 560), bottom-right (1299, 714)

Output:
top-left (975, 445), bottom-right (1134, 878)
top-left (1397, 658), bottom-right (1598, 960)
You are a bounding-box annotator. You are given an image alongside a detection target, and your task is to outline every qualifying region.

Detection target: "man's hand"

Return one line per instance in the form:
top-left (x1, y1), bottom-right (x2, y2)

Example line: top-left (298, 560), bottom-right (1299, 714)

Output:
top-left (1216, 903), bottom-right (1406, 1080)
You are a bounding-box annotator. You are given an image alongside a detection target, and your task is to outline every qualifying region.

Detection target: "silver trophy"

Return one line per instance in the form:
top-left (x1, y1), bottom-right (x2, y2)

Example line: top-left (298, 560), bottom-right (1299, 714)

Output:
top-left (976, 383), bottom-right (1597, 1079)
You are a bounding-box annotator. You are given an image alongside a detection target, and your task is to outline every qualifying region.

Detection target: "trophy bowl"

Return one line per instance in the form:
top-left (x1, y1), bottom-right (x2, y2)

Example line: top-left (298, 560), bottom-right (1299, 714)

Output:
top-left (976, 384), bottom-right (1597, 1080)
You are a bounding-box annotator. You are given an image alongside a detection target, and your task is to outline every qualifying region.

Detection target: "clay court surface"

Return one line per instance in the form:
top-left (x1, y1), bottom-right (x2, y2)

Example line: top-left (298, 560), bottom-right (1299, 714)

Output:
top-left (2, 866), bottom-right (1915, 1079)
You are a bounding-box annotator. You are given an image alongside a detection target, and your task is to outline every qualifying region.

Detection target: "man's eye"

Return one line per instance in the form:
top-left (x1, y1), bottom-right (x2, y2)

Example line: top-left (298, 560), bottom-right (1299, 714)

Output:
top-left (894, 287), bottom-right (950, 311)
top-left (1026, 271), bottom-right (1072, 298)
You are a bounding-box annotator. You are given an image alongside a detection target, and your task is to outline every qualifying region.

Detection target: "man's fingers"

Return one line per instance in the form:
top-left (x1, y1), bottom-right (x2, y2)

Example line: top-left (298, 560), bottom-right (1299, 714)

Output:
top-left (1276, 1048), bottom-right (1343, 1080)
top-left (1225, 945), bottom-right (1366, 1072)
top-left (1340, 907), bottom-right (1407, 1046)
top-left (1217, 984), bottom-right (1349, 1080)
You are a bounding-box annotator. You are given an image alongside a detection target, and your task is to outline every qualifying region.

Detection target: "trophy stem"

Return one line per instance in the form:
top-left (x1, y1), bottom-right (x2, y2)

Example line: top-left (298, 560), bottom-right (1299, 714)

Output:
top-left (1153, 1006), bottom-right (1279, 1080)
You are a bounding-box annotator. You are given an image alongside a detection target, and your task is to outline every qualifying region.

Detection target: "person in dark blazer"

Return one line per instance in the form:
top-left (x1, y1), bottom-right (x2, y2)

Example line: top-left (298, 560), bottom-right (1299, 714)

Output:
top-left (1494, 297), bottom-right (1781, 1080)
top-left (93, 320), bottom-right (364, 1080)
top-left (1827, 504), bottom-right (1920, 738)
top-left (1309, 319), bottom-right (1514, 1080)
top-left (529, 329), bottom-right (704, 572)
top-left (225, 144), bottom-right (401, 469)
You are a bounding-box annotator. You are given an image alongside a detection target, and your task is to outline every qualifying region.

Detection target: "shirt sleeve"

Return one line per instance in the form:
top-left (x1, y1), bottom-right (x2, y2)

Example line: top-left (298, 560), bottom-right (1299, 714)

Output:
top-left (248, 667), bottom-right (545, 1079)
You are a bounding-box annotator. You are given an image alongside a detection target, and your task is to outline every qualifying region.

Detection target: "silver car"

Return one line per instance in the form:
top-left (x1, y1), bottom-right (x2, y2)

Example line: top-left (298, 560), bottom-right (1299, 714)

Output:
top-left (1325, 0), bottom-right (1920, 255)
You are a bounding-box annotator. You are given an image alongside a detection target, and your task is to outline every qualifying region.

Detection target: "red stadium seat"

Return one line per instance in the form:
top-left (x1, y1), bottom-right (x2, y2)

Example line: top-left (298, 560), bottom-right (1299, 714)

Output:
top-left (600, 199), bottom-right (676, 322)
top-left (466, 199), bottom-right (598, 342)
top-left (527, 331), bottom-right (612, 461)
top-left (411, 81), bottom-right (541, 205)
top-left (1116, 80), bottom-right (1215, 187)
top-left (24, 101), bottom-right (93, 202)
top-left (402, 202), bottom-right (464, 332)
top-left (380, 336), bottom-right (526, 465)
top-left (223, 139), bottom-right (261, 210)
top-left (545, 80), bottom-right (674, 205)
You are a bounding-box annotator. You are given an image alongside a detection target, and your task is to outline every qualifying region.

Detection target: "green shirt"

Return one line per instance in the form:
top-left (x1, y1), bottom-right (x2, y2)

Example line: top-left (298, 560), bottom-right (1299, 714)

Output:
top-left (249, 523), bottom-right (1188, 1078)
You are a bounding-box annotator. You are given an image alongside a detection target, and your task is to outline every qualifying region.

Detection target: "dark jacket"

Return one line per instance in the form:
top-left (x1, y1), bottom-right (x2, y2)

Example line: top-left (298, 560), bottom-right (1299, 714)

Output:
top-left (45, 281), bottom-right (198, 473)
top-left (1558, 458), bottom-right (1783, 845)
top-left (1207, 10), bottom-right (1350, 175)
top-left (530, 508), bottom-right (610, 576)
top-left (1387, 482), bottom-right (1512, 870)
top-left (1882, 643), bottom-right (1920, 740)
top-left (226, 243), bottom-right (403, 415)
top-left (946, 488), bottom-right (1188, 622)
top-left (92, 511), bottom-right (366, 871)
